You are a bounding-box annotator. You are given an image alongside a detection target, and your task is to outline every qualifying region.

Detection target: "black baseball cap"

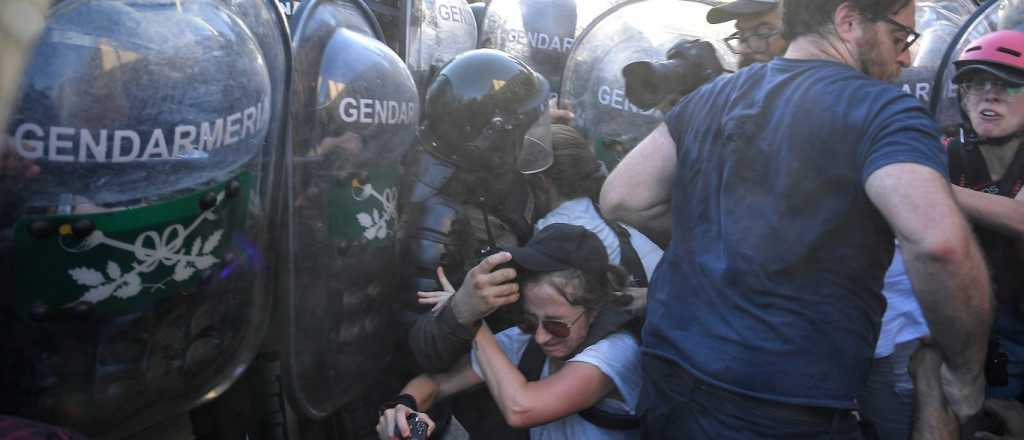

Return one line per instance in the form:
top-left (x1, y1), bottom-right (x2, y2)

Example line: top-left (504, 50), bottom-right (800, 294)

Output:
top-left (507, 223), bottom-right (608, 275)
top-left (707, 0), bottom-right (779, 24)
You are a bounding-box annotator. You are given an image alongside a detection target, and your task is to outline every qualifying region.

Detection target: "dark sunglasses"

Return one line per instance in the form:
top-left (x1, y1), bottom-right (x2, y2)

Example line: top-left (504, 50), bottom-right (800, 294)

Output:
top-left (873, 16), bottom-right (920, 54)
top-left (517, 310), bottom-right (586, 338)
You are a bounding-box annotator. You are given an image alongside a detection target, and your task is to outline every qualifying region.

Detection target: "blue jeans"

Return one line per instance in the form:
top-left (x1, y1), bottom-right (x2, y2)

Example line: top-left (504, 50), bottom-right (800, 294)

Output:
top-left (639, 354), bottom-right (865, 440)
top-left (858, 340), bottom-right (918, 440)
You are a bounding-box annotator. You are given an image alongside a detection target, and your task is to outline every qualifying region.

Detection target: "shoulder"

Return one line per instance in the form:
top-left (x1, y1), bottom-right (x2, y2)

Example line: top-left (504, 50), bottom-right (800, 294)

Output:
top-left (571, 332), bottom-right (641, 369)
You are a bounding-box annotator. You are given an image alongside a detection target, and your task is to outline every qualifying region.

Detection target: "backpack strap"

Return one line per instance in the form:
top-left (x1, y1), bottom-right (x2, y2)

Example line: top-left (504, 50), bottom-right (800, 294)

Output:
top-left (599, 217), bottom-right (648, 287)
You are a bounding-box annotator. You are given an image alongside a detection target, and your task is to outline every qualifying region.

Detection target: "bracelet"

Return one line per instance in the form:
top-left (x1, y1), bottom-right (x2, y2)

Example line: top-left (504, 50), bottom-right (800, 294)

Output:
top-left (379, 393), bottom-right (418, 416)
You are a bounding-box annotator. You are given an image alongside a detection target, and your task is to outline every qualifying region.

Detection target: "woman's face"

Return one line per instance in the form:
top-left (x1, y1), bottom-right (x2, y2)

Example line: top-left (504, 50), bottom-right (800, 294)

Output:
top-left (521, 280), bottom-right (592, 361)
top-left (961, 74), bottom-right (1024, 139)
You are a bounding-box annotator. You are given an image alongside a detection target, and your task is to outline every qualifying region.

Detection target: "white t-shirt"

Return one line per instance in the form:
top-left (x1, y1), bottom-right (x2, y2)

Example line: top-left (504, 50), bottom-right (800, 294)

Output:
top-left (535, 198), bottom-right (663, 280)
top-left (875, 241), bottom-right (930, 358)
top-left (470, 328), bottom-right (643, 440)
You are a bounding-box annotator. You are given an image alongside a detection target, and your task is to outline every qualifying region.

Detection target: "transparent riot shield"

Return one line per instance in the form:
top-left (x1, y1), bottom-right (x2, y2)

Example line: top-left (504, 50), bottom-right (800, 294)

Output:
top-left (291, 0), bottom-right (385, 45)
top-left (889, 0), bottom-right (977, 105)
top-left (560, 0), bottom-right (736, 171)
top-left (284, 24), bottom-right (419, 417)
top-left (0, 0), bottom-right (283, 436)
top-left (931, 0), bottom-right (1017, 132)
top-left (406, 0), bottom-right (478, 99)
top-left (478, 0), bottom-right (628, 91)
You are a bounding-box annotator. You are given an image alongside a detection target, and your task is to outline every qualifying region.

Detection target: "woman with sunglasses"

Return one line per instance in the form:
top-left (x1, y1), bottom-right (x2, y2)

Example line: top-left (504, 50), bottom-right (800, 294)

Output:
top-left (376, 224), bottom-right (641, 440)
top-left (947, 30), bottom-right (1024, 402)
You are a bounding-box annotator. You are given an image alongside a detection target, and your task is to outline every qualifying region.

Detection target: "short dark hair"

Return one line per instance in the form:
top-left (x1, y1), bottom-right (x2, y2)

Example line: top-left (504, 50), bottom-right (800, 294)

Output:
top-left (781, 0), bottom-right (913, 41)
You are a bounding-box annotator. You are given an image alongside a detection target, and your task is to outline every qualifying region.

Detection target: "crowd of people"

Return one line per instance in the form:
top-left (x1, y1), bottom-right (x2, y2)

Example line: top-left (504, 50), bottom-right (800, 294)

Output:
top-left (377, 0), bottom-right (1024, 439)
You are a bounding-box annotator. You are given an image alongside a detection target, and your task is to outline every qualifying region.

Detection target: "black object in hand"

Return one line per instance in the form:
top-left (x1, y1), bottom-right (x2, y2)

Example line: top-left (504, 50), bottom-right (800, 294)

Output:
top-left (393, 414), bottom-right (428, 440)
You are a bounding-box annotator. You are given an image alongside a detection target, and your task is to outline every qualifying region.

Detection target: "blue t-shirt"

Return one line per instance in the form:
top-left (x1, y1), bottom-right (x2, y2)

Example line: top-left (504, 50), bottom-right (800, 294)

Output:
top-left (644, 58), bottom-right (947, 408)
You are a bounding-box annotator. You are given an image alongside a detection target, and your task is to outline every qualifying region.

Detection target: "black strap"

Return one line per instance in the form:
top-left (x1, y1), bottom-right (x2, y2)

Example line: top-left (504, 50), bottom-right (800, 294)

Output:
top-left (603, 219), bottom-right (649, 287)
top-left (578, 406), bottom-right (643, 431)
top-left (517, 339), bottom-right (641, 431)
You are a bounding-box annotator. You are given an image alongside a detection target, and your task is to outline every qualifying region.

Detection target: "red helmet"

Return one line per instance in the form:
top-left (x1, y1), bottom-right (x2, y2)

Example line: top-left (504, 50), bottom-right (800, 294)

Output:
top-left (953, 30), bottom-right (1024, 85)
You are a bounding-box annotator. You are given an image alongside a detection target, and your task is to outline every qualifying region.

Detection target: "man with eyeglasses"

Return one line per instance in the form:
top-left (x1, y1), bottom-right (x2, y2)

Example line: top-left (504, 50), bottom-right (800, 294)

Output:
top-left (600, 0), bottom-right (991, 438)
top-left (708, 0), bottom-right (787, 68)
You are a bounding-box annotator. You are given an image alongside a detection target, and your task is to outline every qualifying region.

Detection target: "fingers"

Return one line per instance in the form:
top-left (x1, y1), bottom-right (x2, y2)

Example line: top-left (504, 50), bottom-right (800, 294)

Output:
top-left (377, 409), bottom-right (398, 440)
top-left (417, 290), bottom-right (452, 305)
top-left (473, 251), bottom-right (512, 275)
top-left (436, 266), bottom-right (455, 292)
top-left (395, 405), bottom-right (412, 438)
top-left (420, 413), bottom-right (437, 438)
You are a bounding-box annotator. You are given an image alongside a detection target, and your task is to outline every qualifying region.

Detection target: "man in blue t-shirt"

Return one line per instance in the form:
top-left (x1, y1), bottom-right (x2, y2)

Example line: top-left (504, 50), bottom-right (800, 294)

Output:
top-left (600, 0), bottom-right (993, 438)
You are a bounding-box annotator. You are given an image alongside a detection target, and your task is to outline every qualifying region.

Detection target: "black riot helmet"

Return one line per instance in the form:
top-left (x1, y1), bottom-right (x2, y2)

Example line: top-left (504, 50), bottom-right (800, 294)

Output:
top-left (422, 48), bottom-right (553, 174)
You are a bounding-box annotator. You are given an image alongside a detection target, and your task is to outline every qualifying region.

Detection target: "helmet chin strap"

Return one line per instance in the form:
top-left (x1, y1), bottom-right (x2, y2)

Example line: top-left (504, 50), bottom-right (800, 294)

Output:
top-left (961, 125), bottom-right (1024, 148)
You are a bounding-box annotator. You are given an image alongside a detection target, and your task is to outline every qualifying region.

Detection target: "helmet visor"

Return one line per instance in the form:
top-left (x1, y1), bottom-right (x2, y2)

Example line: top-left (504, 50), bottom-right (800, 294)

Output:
top-left (518, 105), bottom-right (553, 173)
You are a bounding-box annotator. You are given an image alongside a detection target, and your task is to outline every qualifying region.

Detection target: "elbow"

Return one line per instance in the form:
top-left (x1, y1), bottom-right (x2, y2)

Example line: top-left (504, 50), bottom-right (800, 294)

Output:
top-left (498, 398), bottom-right (537, 429)
top-left (910, 233), bottom-right (973, 266)
top-left (502, 408), bottom-right (534, 429)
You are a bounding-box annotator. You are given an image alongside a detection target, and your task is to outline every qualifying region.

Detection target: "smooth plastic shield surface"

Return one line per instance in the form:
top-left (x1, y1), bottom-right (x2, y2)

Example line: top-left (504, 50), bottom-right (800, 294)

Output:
top-left (0, 0), bottom-right (284, 436)
top-left (479, 0), bottom-right (628, 90)
top-left (932, 0), bottom-right (1016, 131)
top-left (560, 0), bottom-right (735, 171)
top-left (284, 25), bottom-right (418, 417)
top-left (889, 0), bottom-right (977, 106)
top-left (406, 0), bottom-right (478, 99)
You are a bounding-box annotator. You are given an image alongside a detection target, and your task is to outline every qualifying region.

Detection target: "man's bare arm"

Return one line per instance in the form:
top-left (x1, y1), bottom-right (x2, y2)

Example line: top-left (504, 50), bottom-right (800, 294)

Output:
top-left (865, 163), bottom-right (992, 420)
top-left (599, 123), bottom-right (678, 245)
top-left (953, 186), bottom-right (1024, 238)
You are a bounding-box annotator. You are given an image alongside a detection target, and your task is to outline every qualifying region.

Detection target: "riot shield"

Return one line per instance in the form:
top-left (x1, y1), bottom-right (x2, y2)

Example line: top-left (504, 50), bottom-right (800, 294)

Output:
top-left (560, 0), bottom-right (736, 171)
top-left (0, 0), bottom-right (285, 436)
top-left (406, 0), bottom-right (478, 100)
top-left (931, 0), bottom-right (1019, 133)
top-left (478, 0), bottom-right (628, 91)
top-left (283, 24), bottom-right (419, 417)
top-left (889, 0), bottom-right (977, 106)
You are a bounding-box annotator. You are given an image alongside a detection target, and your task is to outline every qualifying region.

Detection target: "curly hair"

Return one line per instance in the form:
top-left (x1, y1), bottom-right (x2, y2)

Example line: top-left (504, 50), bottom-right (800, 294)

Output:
top-left (781, 0), bottom-right (913, 41)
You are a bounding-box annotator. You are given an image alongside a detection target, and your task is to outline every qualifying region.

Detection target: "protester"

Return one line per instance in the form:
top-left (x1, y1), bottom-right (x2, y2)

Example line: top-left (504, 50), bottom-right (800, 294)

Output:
top-left (946, 29), bottom-right (1024, 401)
top-left (600, 0), bottom-right (992, 437)
top-left (708, 0), bottom-right (786, 68)
top-left (379, 224), bottom-right (642, 440)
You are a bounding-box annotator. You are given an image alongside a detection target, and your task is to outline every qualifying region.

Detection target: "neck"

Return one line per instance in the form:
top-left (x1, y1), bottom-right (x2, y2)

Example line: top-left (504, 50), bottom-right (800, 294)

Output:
top-left (784, 34), bottom-right (858, 71)
top-left (979, 137), bottom-right (1023, 181)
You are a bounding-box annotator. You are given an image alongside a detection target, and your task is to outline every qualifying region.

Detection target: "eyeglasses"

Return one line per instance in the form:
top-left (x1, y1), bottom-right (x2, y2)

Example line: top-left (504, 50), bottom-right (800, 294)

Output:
top-left (723, 29), bottom-right (781, 55)
top-left (873, 16), bottom-right (920, 54)
top-left (959, 78), bottom-right (1024, 97)
top-left (517, 310), bottom-right (586, 338)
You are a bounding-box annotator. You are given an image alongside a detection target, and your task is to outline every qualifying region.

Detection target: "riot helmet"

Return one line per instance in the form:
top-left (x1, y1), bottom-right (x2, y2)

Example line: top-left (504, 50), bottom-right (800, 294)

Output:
top-left (422, 49), bottom-right (553, 174)
top-left (1, 0), bottom-right (282, 436)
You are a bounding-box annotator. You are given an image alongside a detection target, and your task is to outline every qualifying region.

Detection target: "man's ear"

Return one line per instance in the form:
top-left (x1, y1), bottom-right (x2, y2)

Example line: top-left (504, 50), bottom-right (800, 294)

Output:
top-left (832, 1), bottom-right (866, 44)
